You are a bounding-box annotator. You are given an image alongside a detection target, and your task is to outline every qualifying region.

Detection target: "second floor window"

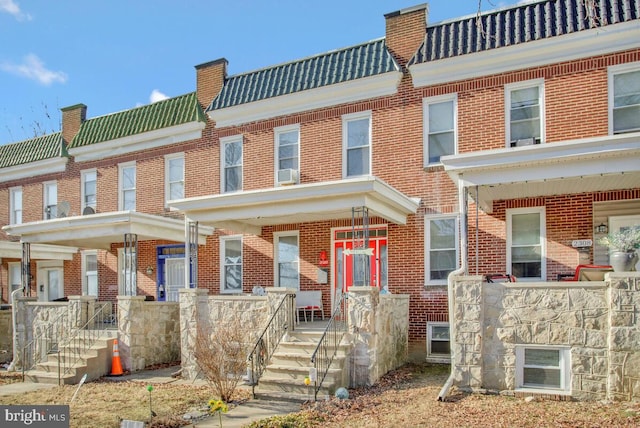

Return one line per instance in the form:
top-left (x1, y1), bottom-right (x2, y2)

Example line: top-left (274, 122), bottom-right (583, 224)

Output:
top-left (506, 80), bottom-right (544, 147)
top-left (610, 66), bottom-right (640, 134)
top-left (81, 170), bottom-right (97, 211)
top-left (44, 181), bottom-right (57, 219)
top-left (221, 136), bottom-right (242, 192)
top-left (10, 187), bottom-right (22, 225)
top-left (424, 95), bottom-right (457, 165)
top-left (275, 125), bottom-right (300, 185)
top-left (343, 111), bottom-right (371, 177)
top-left (165, 153), bottom-right (184, 204)
top-left (119, 162), bottom-right (136, 211)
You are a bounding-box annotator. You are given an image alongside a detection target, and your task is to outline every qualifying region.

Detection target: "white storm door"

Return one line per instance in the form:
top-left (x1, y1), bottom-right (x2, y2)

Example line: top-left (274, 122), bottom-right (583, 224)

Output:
top-left (165, 258), bottom-right (185, 302)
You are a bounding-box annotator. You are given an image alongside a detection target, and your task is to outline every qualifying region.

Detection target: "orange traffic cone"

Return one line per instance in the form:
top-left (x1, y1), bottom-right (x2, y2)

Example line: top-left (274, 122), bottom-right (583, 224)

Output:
top-left (110, 339), bottom-right (123, 376)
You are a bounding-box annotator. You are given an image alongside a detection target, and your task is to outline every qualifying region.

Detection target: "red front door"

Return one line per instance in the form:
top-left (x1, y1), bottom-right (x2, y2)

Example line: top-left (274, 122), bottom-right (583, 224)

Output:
top-left (333, 227), bottom-right (387, 296)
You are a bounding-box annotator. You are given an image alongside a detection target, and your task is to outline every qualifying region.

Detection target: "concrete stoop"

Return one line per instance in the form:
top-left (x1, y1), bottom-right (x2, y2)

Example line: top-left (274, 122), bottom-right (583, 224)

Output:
top-left (24, 330), bottom-right (117, 385)
top-left (253, 330), bottom-right (350, 402)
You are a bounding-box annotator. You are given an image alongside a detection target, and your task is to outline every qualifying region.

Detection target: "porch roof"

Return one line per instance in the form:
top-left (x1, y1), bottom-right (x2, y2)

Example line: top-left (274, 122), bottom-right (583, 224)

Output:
top-left (2, 211), bottom-right (214, 250)
top-left (441, 133), bottom-right (640, 212)
top-left (0, 241), bottom-right (77, 260)
top-left (169, 176), bottom-right (420, 234)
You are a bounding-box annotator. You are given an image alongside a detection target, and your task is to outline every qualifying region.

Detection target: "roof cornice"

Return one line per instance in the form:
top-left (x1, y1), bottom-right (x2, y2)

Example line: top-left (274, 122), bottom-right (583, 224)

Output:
top-left (208, 72), bottom-right (402, 128)
top-left (68, 121), bottom-right (205, 162)
top-left (410, 20), bottom-right (640, 87)
top-left (0, 157), bottom-right (68, 183)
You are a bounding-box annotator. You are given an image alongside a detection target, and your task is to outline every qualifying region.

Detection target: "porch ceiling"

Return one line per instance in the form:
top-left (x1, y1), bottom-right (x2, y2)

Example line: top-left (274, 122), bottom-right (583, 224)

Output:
top-left (0, 241), bottom-right (78, 260)
top-left (441, 133), bottom-right (640, 212)
top-left (2, 211), bottom-right (214, 250)
top-left (169, 176), bottom-right (421, 234)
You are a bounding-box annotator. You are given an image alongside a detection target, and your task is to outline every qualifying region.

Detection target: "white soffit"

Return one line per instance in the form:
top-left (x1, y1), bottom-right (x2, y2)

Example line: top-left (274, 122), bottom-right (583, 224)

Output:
top-left (0, 157), bottom-right (68, 183)
top-left (410, 20), bottom-right (640, 87)
top-left (170, 176), bottom-right (420, 235)
top-left (0, 241), bottom-right (77, 260)
top-left (68, 122), bottom-right (205, 162)
top-left (2, 211), bottom-right (214, 250)
top-left (441, 133), bottom-right (640, 212)
top-left (208, 72), bottom-right (402, 128)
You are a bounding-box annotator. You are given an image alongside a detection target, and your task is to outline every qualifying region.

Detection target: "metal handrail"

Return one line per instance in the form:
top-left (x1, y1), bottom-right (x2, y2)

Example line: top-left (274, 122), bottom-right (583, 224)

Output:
top-left (57, 303), bottom-right (114, 383)
top-left (310, 293), bottom-right (348, 400)
top-left (247, 293), bottom-right (294, 397)
top-left (22, 308), bottom-right (69, 381)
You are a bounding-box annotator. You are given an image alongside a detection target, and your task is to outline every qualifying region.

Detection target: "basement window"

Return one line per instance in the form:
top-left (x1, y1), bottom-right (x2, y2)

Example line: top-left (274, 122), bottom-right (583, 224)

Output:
top-left (427, 322), bottom-right (450, 361)
top-left (515, 346), bottom-right (571, 393)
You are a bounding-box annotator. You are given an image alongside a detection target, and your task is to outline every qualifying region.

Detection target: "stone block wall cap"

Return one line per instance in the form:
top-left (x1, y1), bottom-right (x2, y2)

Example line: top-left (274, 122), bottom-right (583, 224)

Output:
top-left (348, 286), bottom-right (380, 293)
top-left (67, 295), bottom-right (97, 301)
top-left (117, 295), bottom-right (148, 301)
top-left (178, 288), bottom-right (209, 295)
top-left (265, 287), bottom-right (296, 294)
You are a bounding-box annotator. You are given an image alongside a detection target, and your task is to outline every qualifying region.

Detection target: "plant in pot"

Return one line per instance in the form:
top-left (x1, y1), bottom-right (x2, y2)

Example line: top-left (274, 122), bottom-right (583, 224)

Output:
top-left (598, 228), bottom-right (640, 272)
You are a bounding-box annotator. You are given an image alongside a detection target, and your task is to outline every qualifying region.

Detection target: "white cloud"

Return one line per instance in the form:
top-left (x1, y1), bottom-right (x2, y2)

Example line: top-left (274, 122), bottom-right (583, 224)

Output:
top-left (149, 89), bottom-right (169, 103)
top-left (0, 54), bottom-right (67, 85)
top-left (0, 0), bottom-right (32, 21)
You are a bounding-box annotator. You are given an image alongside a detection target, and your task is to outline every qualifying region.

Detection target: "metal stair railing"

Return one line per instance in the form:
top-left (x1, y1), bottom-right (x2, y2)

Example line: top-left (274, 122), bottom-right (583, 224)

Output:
top-left (247, 293), bottom-right (295, 397)
top-left (21, 309), bottom-right (69, 381)
top-left (57, 302), bottom-right (115, 384)
top-left (310, 293), bottom-right (348, 401)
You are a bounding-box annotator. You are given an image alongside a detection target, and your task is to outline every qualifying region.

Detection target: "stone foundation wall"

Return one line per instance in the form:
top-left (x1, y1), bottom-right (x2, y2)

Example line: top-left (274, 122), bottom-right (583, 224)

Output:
top-left (118, 296), bottom-right (180, 372)
top-left (0, 309), bottom-right (12, 363)
top-left (179, 288), bottom-right (273, 380)
top-left (451, 273), bottom-right (640, 401)
top-left (348, 287), bottom-right (410, 387)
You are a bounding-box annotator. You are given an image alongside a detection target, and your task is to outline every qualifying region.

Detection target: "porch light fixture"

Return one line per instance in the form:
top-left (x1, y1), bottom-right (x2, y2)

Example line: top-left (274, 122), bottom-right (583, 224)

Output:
top-left (595, 223), bottom-right (608, 234)
top-left (146, 266), bottom-right (154, 275)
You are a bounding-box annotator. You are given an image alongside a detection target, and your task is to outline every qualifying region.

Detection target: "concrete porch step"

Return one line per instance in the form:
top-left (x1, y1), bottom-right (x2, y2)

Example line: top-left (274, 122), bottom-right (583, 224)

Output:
top-left (23, 369), bottom-right (79, 385)
top-left (255, 376), bottom-right (336, 396)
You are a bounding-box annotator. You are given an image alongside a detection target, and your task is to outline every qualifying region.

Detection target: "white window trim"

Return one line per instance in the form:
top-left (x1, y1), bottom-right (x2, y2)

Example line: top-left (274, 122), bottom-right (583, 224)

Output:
top-left (342, 110), bottom-right (372, 178)
top-left (118, 161), bottom-right (136, 211)
top-left (274, 124), bottom-right (300, 186)
top-left (515, 345), bottom-right (571, 394)
top-left (8, 262), bottom-right (21, 304)
top-left (504, 78), bottom-right (545, 147)
top-left (164, 152), bottom-right (185, 208)
top-left (423, 93), bottom-right (458, 166)
top-left (43, 180), bottom-right (57, 220)
top-left (9, 186), bottom-right (22, 225)
top-left (220, 135), bottom-right (243, 193)
top-left (426, 322), bottom-right (450, 362)
top-left (424, 214), bottom-right (459, 286)
top-left (506, 207), bottom-right (546, 281)
top-left (81, 168), bottom-right (97, 211)
top-left (220, 235), bottom-right (243, 294)
top-left (82, 250), bottom-right (98, 296)
top-left (607, 61), bottom-right (640, 135)
top-left (273, 231), bottom-right (300, 289)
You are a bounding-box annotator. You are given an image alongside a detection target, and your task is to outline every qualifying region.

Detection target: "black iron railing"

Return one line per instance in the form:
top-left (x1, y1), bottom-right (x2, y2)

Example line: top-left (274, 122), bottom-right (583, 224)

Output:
top-left (310, 293), bottom-right (348, 400)
top-left (247, 293), bottom-right (295, 397)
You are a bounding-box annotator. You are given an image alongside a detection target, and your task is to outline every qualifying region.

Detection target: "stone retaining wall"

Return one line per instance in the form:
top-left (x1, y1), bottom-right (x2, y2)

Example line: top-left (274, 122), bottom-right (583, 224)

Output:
top-left (348, 287), bottom-right (410, 387)
top-left (117, 296), bottom-right (181, 372)
top-left (0, 309), bottom-right (12, 363)
top-left (450, 273), bottom-right (640, 401)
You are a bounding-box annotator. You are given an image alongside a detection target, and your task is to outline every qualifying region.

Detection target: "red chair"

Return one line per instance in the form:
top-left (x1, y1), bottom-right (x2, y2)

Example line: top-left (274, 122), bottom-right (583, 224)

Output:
top-left (557, 264), bottom-right (613, 281)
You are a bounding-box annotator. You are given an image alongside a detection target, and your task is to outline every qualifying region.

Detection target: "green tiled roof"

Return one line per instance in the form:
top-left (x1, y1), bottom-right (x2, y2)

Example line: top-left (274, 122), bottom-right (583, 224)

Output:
top-left (208, 38), bottom-right (399, 111)
top-left (69, 92), bottom-right (206, 148)
top-left (0, 132), bottom-right (66, 168)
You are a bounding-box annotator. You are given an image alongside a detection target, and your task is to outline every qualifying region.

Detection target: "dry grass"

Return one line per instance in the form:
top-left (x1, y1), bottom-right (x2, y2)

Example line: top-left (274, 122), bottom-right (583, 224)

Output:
top-left (2, 363), bottom-right (640, 428)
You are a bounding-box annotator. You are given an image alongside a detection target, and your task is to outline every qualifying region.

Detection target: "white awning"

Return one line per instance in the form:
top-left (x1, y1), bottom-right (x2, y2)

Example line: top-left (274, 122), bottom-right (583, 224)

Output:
top-left (441, 133), bottom-right (640, 212)
top-left (2, 211), bottom-right (214, 250)
top-left (0, 241), bottom-right (77, 260)
top-left (169, 176), bottom-right (420, 234)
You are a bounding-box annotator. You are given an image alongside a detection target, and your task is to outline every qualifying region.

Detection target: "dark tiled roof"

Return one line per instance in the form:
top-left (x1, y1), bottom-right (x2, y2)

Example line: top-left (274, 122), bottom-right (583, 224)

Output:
top-left (411, 0), bottom-right (639, 64)
top-left (0, 132), bottom-right (66, 168)
top-left (208, 38), bottom-right (399, 111)
top-left (69, 92), bottom-right (206, 148)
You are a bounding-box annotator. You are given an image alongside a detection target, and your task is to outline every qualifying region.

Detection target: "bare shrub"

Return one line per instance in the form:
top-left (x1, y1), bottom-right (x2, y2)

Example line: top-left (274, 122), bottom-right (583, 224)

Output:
top-left (193, 314), bottom-right (250, 402)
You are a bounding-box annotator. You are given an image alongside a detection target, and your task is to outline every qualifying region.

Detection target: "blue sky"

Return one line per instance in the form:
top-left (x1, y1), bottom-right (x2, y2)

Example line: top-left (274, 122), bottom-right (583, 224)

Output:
top-left (0, 0), bottom-right (524, 145)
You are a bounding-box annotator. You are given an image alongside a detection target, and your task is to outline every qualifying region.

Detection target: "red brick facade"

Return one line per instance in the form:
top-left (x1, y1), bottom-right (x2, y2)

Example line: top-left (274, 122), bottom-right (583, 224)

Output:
top-left (1, 4), bottom-right (639, 346)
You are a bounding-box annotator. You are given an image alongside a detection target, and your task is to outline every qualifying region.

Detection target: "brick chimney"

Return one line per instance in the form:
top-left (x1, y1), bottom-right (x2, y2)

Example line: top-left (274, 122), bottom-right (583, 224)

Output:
top-left (384, 3), bottom-right (428, 68)
top-left (60, 103), bottom-right (86, 145)
top-left (195, 58), bottom-right (228, 110)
